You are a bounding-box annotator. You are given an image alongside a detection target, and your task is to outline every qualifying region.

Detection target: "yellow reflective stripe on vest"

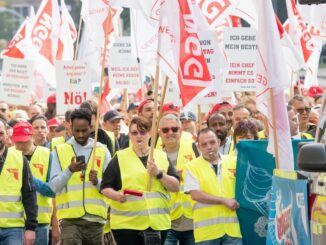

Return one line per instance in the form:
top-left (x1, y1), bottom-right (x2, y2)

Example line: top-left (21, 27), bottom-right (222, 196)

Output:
top-left (0, 212), bottom-right (24, 219)
top-left (0, 195), bottom-right (21, 202)
top-left (57, 198), bottom-right (107, 210)
top-left (194, 217), bottom-right (239, 229)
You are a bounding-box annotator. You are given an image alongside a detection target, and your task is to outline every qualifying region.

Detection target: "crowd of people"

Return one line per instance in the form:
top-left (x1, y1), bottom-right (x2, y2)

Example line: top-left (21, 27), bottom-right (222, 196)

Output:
top-left (0, 84), bottom-right (323, 245)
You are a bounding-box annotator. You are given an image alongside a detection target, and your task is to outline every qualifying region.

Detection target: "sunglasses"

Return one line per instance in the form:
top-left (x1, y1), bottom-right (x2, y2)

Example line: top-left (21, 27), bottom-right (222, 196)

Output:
top-left (296, 107), bottom-right (311, 114)
top-left (160, 127), bottom-right (180, 134)
top-left (0, 108), bottom-right (7, 112)
top-left (130, 130), bottom-right (147, 136)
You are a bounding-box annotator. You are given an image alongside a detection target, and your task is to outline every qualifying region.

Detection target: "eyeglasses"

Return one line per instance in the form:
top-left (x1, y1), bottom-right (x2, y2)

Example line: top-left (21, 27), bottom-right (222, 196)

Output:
top-left (296, 107), bottom-right (311, 114)
top-left (130, 130), bottom-right (147, 136)
top-left (160, 127), bottom-right (180, 134)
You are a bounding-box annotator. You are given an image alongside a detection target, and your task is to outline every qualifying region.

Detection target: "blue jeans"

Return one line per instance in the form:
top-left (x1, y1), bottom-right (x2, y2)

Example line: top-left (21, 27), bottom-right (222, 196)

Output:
top-left (0, 228), bottom-right (24, 245)
top-left (35, 225), bottom-right (49, 245)
top-left (196, 234), bottom-right (242, 245)
top-left (164, 229), bottom-right (195, 245)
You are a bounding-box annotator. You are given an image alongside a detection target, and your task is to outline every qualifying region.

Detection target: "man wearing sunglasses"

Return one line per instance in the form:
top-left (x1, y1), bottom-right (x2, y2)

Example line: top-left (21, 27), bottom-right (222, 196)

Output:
top-left (158, 114), bottom-right (197, 245)
top-left (288, 95), bottom-right (312, 134)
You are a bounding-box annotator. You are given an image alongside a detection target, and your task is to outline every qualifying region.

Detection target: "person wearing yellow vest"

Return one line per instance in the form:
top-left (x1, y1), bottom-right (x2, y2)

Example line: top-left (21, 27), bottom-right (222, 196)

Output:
top-left (184, 128), bottom-right (242, 244)
top-left (0, 119), bottom-right (37, 245)
top-left (101, 116), bottom-right (180, 245)
top-left (13, 121), bottom-right (58, 245)
top-left (49, 108), bottom-right (111, 245)
top-left (158, 114), bottom-right (196, 245)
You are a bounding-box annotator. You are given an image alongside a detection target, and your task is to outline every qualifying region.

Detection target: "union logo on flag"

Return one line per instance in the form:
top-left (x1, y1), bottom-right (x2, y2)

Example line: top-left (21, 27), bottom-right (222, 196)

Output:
top-left (6, 168), bottom-right (19, 181)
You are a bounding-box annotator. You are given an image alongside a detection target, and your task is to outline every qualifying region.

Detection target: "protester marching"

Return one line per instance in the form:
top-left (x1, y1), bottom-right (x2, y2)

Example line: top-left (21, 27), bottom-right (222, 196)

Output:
top-left (0, 0), bottom-right (326, 245)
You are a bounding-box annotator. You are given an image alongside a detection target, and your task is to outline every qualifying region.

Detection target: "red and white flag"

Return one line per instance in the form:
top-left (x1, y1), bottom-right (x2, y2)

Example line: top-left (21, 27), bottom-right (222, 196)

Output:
top-left (254, 0), bottom-right (294, 170)
top-left (160, 0), bottom-right (212, 111)
top-left (79, 0), bottom-right (121, 83)
top-left (285, 0), bottom-right (316, 64)
top-left (2, 19), bottom-right (29, 59)
top-left (56, 0), bottom-right (77, 60)
top-left (30, 0), bottom-right (60, 92)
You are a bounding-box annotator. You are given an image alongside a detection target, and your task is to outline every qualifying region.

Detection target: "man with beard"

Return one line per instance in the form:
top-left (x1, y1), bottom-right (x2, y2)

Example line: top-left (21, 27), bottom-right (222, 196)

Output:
top-left (209, 102), bottom-right (234, 137)
top-left (207, 113), bottom-right (231, 155)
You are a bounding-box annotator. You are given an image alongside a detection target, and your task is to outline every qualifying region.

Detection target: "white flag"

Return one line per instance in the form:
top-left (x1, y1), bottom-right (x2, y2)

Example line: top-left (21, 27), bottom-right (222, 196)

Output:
top-left (254, 0), bottom-right (294, 170)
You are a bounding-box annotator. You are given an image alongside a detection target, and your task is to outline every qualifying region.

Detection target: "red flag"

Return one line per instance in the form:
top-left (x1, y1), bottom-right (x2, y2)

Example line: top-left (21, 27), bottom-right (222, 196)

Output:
top-left (2, 19), bottom-right (27, 58)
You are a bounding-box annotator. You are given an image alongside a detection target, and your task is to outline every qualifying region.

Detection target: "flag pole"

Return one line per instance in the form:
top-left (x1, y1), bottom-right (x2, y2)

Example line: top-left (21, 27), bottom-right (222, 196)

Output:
top-left (289, 70), bottom-right (294, 98)
top-left (158, 76), bottom-right (169, 119)
top-left (197, 104), bottom-right (202, 130)
top-left (147, 8), bottom-right (166, 191)
top-left (73, 7), bottom-right (83, 61)
top-left (269, 89), bottom-right (280, 169)
top-left (91, 5), bottom-right (111, 170)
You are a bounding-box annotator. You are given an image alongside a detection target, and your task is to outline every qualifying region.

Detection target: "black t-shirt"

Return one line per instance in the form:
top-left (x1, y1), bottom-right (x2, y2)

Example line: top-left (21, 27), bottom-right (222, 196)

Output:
top-left (101, 153), bottom-right (180, 191)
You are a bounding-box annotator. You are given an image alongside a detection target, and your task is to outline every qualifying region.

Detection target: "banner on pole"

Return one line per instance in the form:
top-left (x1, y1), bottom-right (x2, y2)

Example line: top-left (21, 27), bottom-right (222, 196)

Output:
top-left (109, 36), bottom-right (140, 89)
top-left (0, 57), bottom-right (34, 106)
top-left (236, 140), bottom-right (312, 245)
top-left (266, 176), bottom-right (310, 245)
top-left (55, 60), bottom-right (92, 114)
top-left (222, 27), bottom-right (257, 92)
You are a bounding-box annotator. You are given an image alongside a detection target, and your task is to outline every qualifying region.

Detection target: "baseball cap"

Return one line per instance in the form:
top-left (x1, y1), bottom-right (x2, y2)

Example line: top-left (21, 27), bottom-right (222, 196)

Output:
top-left (180, 111), bottom-right (197, 121)
top-left (208, 102), bottom-right (233, 117)
top-left (137, 99), bottom-right (153, 112)
top-left (127, 102), bottom-right (139, 113)
top-left (162, 102), bottom-right (180, 114)
top-left (306, 86), bottom-right (324, 98)
top-left (47, 94), bottom-right (56, 104)
top-left (12, 121), bottom-right (33, 143)
top-left (103, 110), bottom-right (123, 122)
top-left (48, 118), bottom-right (61, 128)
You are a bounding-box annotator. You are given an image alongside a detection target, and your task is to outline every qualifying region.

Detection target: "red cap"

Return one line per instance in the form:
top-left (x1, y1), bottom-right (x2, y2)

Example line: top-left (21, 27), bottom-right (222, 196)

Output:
top-left (306, 86), bottom-right (324, 98)
top-left (208, 102), bottom-right (233, 117)
top-left (47, 94), bottom-right (56, 104)
top-left (137, 100), bottom-right (152, 113)
top-left (12, 121), bottom-right (33, 143)
top-left (162, 102), bottom-right (180, 114)
top-left (48, 118), bottom-right (61, 128)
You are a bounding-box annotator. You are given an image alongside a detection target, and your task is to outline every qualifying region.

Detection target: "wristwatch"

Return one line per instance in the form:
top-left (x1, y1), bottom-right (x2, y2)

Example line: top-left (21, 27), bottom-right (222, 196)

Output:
top-left (156, 170), bottom-right (164, 180)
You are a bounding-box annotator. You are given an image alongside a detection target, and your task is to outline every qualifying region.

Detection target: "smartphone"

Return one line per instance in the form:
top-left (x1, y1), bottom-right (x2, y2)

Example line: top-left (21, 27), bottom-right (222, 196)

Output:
top-left (76, 155), bottom-right (86, 164)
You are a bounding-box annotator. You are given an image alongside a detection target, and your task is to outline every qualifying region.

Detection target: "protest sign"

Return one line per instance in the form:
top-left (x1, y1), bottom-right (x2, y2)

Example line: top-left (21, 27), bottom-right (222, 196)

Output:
top-left (0, 57), bottom-right (33, 106)
top-left (236, 140), bottom-right (312, 245)
top-left (55, 60), bottom-right (92, 114)
top-left (222, 28), bottom-right (257, 91)
top-left (109, 36), bottom-right (140, 89)
top-left (266, 176), bottom-right (310, 245)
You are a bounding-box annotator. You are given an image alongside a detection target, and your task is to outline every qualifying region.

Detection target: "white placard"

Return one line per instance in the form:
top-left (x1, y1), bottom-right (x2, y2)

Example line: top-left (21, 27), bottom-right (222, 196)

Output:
top-left (109, 36), bottom-right (140, 89)
top-left (0, 57), bottom-right (34, 106)
top-left (222, 28), bottom-right (257, 91)
top-left (55, 61), bottom-right (92, 114)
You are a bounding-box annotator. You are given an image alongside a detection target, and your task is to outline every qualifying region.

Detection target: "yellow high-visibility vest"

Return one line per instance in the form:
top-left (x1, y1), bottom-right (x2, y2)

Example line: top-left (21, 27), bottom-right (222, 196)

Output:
top-left (0, 147), bottom-right (25, 228)
top-left (55, 143), bottom-right (108, 220)
top-left (29, 146), bottom-right (52, 224)
top-left (51, 136), bottom-right (65, 152)
top-left (104, 130), bottom-right (116, 154)
top-left (186, 155), bottom-right (242, 243)
top-left (110, 147), bottom-right (171, 230)
top-left (169, 141), bottom-right (196, 221)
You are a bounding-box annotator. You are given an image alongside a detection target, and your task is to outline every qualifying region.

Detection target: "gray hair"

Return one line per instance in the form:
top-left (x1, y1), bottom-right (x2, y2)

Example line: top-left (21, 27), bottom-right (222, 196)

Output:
top-left (159, 114), bottom-right (181, 128)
